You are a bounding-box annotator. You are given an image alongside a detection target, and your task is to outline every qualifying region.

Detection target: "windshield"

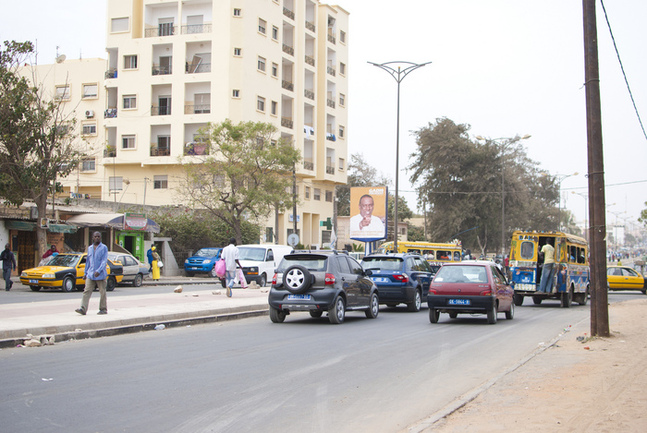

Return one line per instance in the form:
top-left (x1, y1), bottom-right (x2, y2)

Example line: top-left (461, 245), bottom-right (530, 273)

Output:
top-left (361, 257), bottom-right (403, 271)
top-left (238, 247), bottom-right (266, 261)
top-left (48, 254), bottom-right (81, 267)
top-left (195, 248), bottom-right (220, 258)
top-left (434, 265), bottom-right (488, 283)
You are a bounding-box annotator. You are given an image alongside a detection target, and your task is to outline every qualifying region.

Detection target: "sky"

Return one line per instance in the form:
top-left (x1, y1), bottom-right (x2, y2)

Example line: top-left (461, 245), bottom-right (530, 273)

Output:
top-left (2, 0), bottom-right (646, 233)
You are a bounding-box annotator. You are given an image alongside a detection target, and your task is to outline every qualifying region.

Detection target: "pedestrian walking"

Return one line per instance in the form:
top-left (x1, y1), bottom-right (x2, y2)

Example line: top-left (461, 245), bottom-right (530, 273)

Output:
top-left (1, 243), bottom-right (17, 291)
top-left (76, 231), bottom-right (109, 315)
top-left (221, 238), bottom-right (242, 297)
top-left (147, 246), bottom-right (154, 273)
top-left (151, 246), bottom-right (161, 281)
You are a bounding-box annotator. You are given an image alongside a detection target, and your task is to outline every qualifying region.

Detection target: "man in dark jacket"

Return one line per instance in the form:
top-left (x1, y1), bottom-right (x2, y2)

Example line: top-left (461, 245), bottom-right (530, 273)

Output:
top-left (1, 243), bottom-right (17, 291)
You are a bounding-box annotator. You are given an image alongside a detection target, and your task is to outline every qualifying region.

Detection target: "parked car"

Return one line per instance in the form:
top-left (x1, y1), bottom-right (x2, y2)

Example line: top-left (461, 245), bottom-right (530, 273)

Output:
top-left (268, 250), bottom-right (379, 324)
top-left (427, 261), bottom-right (514, 324)
top-left (108, 252), bottom-right (149, 287)
top-left (238, 244), bottom-right (293, 287)
top-left (361, 253), bottom-right (434, 311)
top-left (20, 253), bottom-right (123, 292)
top-left (184, 248), bottom-right (223, 277)
top-left (607, 266), bottom-right (646, 294)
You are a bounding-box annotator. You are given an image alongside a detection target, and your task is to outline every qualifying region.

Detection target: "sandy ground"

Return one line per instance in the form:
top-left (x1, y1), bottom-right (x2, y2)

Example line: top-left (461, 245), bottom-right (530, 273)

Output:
top-left (421, 298), bottom-right (647, 432)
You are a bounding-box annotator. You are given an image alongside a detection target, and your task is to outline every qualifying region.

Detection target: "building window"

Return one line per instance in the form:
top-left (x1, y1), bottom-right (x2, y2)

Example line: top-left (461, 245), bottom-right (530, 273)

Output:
top-left (305, 186), bottom-right (311, 200)
top-left (340, 30), bottom-right (346, 43)
top-left (232, 89), bottom-right (240, 98)
top-left (271, 63), bottom-right (278, 77)
top-left (81, 158), bottom-right (96, 172)
top-left (154, 175), bottom-right (168, 189)
top-left (314, 188), bottom-right (321, 201)
top-left (339, 125), bottom-right (345, 138)
top-left (258, 18), bottom-right (266, 34)
top-left (257, 56), bottom-right (266, 72)
top-left (123, 95), bottom-right (137, 109)
top-left (272, 25), bottom-right (279, 40)
top-left (111, 17), bottom-right (129, 33)
top-left (340, 62), bottom-right (346, 76)
top-left (233, 8), bottom-right (241, 17)
top-left (325, 190), bottom-right (333, 202)
top-left (124, 55), bottom-right (138, 69)
top-left (109, 176), bottom-right (123, 192)
top-left (234, 47), bottom-right (242, 56)
top-left (82, 83), bottom-right (98, 99)
top-left (122, 135), bottom-right (136, 149)
top-left (271, 100), bottom-right (277, 116)
top-left (55, 85), bottom-right (70, 100)
top-left (339, 158), bottom-right (345, 171)
top-left (81, 123), bottom-right (97, 136)
top-left (257, 96), bottom-right (265, 112)
top-left (339, 93), bottom-right (345, 106)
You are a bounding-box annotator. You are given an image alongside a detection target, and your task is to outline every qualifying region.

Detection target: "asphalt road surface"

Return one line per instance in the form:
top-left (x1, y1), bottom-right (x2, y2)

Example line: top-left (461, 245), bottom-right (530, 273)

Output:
top-left (0, 292), bottom-right (642, 433)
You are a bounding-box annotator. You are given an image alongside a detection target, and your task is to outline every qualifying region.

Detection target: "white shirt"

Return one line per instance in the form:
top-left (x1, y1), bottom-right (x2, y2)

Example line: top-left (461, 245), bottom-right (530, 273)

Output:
top-left (221, 244), bottom-right (239, 271)
top-left (350, 214), bottom-right (385, 238)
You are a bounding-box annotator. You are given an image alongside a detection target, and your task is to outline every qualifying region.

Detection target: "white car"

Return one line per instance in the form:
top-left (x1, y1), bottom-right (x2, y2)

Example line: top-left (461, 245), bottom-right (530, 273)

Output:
top-left (108, 252), bottom-right (149, 287)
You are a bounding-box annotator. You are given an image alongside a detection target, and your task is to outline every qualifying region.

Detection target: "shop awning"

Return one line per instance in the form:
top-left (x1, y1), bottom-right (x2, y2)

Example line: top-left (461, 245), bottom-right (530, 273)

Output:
top-left (65, 213), bottom-right (160, 233)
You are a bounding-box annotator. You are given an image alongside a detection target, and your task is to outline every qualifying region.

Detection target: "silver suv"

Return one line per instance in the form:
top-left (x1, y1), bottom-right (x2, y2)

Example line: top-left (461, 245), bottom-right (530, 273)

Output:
top-left (268, 251), bottom-right (379, 324)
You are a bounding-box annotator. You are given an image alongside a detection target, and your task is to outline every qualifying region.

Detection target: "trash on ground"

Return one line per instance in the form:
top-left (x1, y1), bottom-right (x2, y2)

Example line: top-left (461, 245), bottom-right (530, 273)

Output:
top-left (154, 324), bottom-right (166, 331)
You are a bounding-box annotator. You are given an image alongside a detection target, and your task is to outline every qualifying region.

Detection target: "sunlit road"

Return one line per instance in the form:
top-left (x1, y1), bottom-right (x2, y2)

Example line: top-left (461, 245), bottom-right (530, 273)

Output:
top-left (0, 292), bottom-right (641, 433)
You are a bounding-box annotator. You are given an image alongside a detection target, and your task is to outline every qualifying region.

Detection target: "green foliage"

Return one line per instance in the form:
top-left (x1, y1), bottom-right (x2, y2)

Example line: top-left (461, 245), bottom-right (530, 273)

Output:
top-left (407, 224), bottom-right (426, 242)
top-left (178, 120), bottom-right (300, 244)
top-left (639, 202), bottom-right (647, 227)
top-left (409, 117), bottom-right (558, 252)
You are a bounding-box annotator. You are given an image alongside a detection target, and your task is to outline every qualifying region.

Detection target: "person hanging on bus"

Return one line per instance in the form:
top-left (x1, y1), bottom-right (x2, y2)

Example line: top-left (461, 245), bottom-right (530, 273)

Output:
top-left (537, 238), bottom-right (555, 293)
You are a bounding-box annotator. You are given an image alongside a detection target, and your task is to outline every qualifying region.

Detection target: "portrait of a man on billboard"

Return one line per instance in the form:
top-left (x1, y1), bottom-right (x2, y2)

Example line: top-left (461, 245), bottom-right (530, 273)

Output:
top-left (350, 186), bottom-right (387, 241)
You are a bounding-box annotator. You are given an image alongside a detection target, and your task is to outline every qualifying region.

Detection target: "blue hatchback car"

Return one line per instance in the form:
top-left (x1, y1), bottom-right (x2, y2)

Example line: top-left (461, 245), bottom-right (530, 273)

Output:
top-left (184, 248), bottom-right (222, 277)
top-left (361, 253), bottom-right (434, 312)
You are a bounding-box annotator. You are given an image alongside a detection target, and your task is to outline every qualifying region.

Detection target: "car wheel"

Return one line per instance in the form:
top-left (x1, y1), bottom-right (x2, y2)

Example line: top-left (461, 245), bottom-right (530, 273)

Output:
top-left (269, 306), bottom-right (287, 323)
top-left (505, 302), bottom-right (515, 320)
top-left (513, 293), bottom-right (524, 306)
top-left (487, 302), bottom-right (498, 324)
top-left (309, 310), bottom-right (323, 318)
top-left (407, 290), bottom-right (422, 312)
top-left (448, 312), bottom-right (458, 319)
top-left (30, 286), bottom-right (41, 292)
top-left (328, 295), bottom-right (345, 324)
top-left (186, 271), bottom-right (195, 277)
top-left (560, 288), bottom-right (573, 308)
top-left (62, 276), bottom-right (75, 293)
top-left (365, 292), bottom-right (379, 319)
top-left (283, 265), bottom-right (312, 294)
top-left (532, 296), bottom-right (543, 305)
top-left (132, 273), bottom-right (143, 287)
top-left (429, 308), bottom-right (440, 323)
top-left (210, 266), bottom-right (218, 278)
top-left (259, 273), bottom-right (267, 288)
top-left (107, 276), bottom-right (116, 292)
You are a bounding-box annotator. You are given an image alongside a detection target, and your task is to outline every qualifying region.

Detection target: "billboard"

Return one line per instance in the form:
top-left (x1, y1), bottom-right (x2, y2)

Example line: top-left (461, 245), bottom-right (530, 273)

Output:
top-left (349, 186), bottom-right (388, 242)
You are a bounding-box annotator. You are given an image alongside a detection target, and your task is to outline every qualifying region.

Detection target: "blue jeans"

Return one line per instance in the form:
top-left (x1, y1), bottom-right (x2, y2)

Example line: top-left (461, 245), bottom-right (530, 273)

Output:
top-left (226, 270), bottom-right (237, 288)
top-left (538, 263), bottom-right (555, 293)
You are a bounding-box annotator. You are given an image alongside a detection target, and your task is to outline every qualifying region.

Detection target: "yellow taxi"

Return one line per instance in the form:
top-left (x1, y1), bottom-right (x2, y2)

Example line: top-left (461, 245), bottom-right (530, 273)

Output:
top-left (20, 253), bottom-right (124, 292)
top-left (607, 266), bottom-right (646, 294)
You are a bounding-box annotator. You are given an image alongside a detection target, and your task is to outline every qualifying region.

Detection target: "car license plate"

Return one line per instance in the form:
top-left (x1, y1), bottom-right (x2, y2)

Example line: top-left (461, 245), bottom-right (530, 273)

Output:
top-left (29, 279), bottom-right (38, 284)
top-left (191, 267), bottom-right (199, 270)
top-left (448, 299), bottom-right (470, 306)
top-left (372, 277), bottom-right (390, 283)
top-left (287, 294), bottom-right (311, 300)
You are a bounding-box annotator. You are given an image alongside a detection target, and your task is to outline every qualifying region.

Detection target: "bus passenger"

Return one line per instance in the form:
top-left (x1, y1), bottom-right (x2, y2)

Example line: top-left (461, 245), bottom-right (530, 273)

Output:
top-left (537, 239), bottom-right (555, 293)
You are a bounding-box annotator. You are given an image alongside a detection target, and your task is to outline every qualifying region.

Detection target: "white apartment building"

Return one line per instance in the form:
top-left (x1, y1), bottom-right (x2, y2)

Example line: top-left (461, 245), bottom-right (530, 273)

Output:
top-left (46, 0), bottom-right (349, 247)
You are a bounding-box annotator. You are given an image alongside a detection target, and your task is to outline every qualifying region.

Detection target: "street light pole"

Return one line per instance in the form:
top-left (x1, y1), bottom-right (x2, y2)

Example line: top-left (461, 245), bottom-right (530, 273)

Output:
top-left (555, 172), bottom-right (578, 231)
top-left (368, 61), bottom-right (431, 253)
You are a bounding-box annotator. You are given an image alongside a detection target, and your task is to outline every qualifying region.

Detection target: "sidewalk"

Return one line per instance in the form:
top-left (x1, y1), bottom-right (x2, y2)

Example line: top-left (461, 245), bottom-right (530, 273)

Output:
top-left (0, 276), bottom-right (270, 348)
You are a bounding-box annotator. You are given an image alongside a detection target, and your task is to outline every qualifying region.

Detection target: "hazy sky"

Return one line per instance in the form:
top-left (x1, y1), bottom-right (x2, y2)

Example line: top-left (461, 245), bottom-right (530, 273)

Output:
top-left (2, 0), bottom-right (646, 232)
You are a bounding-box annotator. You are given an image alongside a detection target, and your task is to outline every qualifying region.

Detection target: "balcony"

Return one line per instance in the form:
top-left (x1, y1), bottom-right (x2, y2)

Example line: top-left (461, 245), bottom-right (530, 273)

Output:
top-left (104, 147), bottom-right (116, 158)
top-left (282, 80), bottom-right (294, 91)
top-left (326, 165), bottom-right (335, 175)
top-left (283, 7), bottom-right (295, 20)
top-left (327, 98), bottom-right (335, 108)
top-left (181, 24), bottom-right (212, 34)
top-left (326, 132), bottom-right (337, 142)
top-left (145, 26), bottom-right (176, 37)
top-left (328, 33), bottom-right (336, 44)
top-left (104, 108), bottom-right (118, 118)
top-left (152, 65), bottom-right (172, 75)
top-left (186, 62), bottom-right (211, 74)
top-left (150, 146), bottom-right (170, 156)
top-left (282, 44), bottom-right (294, 56)
top-left (105, 68), bottom-right (117, 79)
top-left (303, 160), bottom-right (314, 171)
top-left (184, 142), bottom-right (209, 156)
top-left (305, 55), bottom-right (315, 67)
top-left (281, 117), bottom-right (294, 129)
top-left (184, 104), bottom-right (211, 114)
top-left (327, 66), bottom-right (336, 76)
top-left (305, 21), bottom-right (315, 32)
top-left (151, 106), bottom-right (172, 116)
top-left (304, 89), bottom-right (315, 100)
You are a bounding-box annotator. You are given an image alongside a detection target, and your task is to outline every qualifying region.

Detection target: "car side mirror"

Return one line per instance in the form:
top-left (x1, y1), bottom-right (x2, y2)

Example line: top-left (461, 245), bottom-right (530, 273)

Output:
top-left (364, 269), bottom-right (373, 276)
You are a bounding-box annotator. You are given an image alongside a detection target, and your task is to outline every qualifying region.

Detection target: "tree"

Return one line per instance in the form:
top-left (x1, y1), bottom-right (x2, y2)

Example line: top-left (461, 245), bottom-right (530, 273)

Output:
top-left (409, 117), bottom-right (558, 253)
top-left (0, 41), bottom-right (82, 255)
top-left (178, 120), bottom-right (301, 244)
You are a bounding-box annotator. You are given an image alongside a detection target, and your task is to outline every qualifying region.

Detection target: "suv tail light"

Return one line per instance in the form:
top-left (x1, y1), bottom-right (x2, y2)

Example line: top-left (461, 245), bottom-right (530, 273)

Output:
top-left (393, 273), bottom-right (409, 283)
top-left (271, 273), bottom-right (278, 285)
top-left (324, 273), bottom-right (336, 285)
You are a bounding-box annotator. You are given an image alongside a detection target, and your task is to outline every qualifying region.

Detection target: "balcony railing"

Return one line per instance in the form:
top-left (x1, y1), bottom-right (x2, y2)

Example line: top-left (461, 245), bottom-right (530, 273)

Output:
top-left (145, 26), bottom-right (176, 37)
top-left (305, 21), bottom-right (315, 32)
top-left (304, 89), bottom-right (315, 100)
top-left (105, 68), bottom-right (117, 79)
top-left (327, 98), bottom-right (335, 108)
top-left (282, 44), bottom-right (294, 56)
top-left (305, 55), bottom-right (315, 66)
top-left (326, 132), bottom-right (337, 142)
top-left (104, 148), bottom-right (116, 158)
top-left (282, 80), bottom-right (294, 91)
top-left (152, 65), bottom-right (172, 75)
top-left (184, 142), bottom-right (209, 156)
top-left (326, 165), bottom-right (335, 174)
top-left (184, 104), bottom-right (211, 114)
top-left (303, 160), bottom-right (314, 171)
top-left (150, 146), bottom-right (171, 156)
top-left (104, 108), bottom-right (117, 118)
top-left (283, 7), bottom-right (295, 20)
top-left (185, 62), bottom-right (211, 74)
top-left (151, 106), bottom-right (172, 116)
top-left (181, 23), bottom-right (212, 34)
top-left (281, 117), bottom-right (293, 129)
top-left (328, 33), bottom-right (336, 44)
top-left (327, 66), bottom-right (336, 76)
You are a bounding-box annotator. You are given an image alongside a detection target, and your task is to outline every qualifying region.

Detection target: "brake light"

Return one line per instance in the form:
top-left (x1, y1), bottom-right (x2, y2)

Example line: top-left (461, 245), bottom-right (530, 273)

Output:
top-left (480, 289), bottom-right (493, 296)
top-left (429, 288), bottom-right (437, 295)
top-left (271, 273), bottom-right (278, 285)
top-left (393, 273), bottom-right (409, 283)
top-left (324, 273), bottom-right (336, 285)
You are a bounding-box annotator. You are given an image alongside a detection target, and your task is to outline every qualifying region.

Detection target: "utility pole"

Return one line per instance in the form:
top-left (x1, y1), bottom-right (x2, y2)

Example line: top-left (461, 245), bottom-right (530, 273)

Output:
top-left (583, 0), bottom-right (609, 337)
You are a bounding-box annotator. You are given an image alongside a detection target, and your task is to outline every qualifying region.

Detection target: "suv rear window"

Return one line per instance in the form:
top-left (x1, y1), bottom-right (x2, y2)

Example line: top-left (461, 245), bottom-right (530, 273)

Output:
top-left (362, 257), bottom-right (403, 271)
top-left (434, 265), bottom-right (488, 283)
top-left (278, 255), bottom-right (327, 272)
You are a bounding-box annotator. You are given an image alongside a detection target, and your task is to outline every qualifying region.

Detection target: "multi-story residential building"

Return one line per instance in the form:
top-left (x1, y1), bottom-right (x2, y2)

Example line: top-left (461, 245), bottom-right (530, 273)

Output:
top-left (47, 0), bottom-right (349, 247)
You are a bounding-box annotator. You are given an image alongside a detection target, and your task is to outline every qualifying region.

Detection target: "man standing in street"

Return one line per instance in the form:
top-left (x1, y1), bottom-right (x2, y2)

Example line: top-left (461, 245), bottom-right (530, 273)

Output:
top-left (76, 231), bottom-right (109, 315)
top-left (221, 238), bottom-right (242, 298)
top-left (1, 243), bottom-right (16, 291)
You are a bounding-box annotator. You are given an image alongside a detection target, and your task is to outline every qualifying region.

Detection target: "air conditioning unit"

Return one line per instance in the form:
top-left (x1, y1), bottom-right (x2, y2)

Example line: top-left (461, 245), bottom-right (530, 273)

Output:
top-left (85, 110), bottom-right (95, 118)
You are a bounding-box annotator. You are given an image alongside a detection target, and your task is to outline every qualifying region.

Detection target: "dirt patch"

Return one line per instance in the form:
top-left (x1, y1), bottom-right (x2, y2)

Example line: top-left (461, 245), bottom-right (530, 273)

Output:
top-left (429, 298), bottom-right (647, 432)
